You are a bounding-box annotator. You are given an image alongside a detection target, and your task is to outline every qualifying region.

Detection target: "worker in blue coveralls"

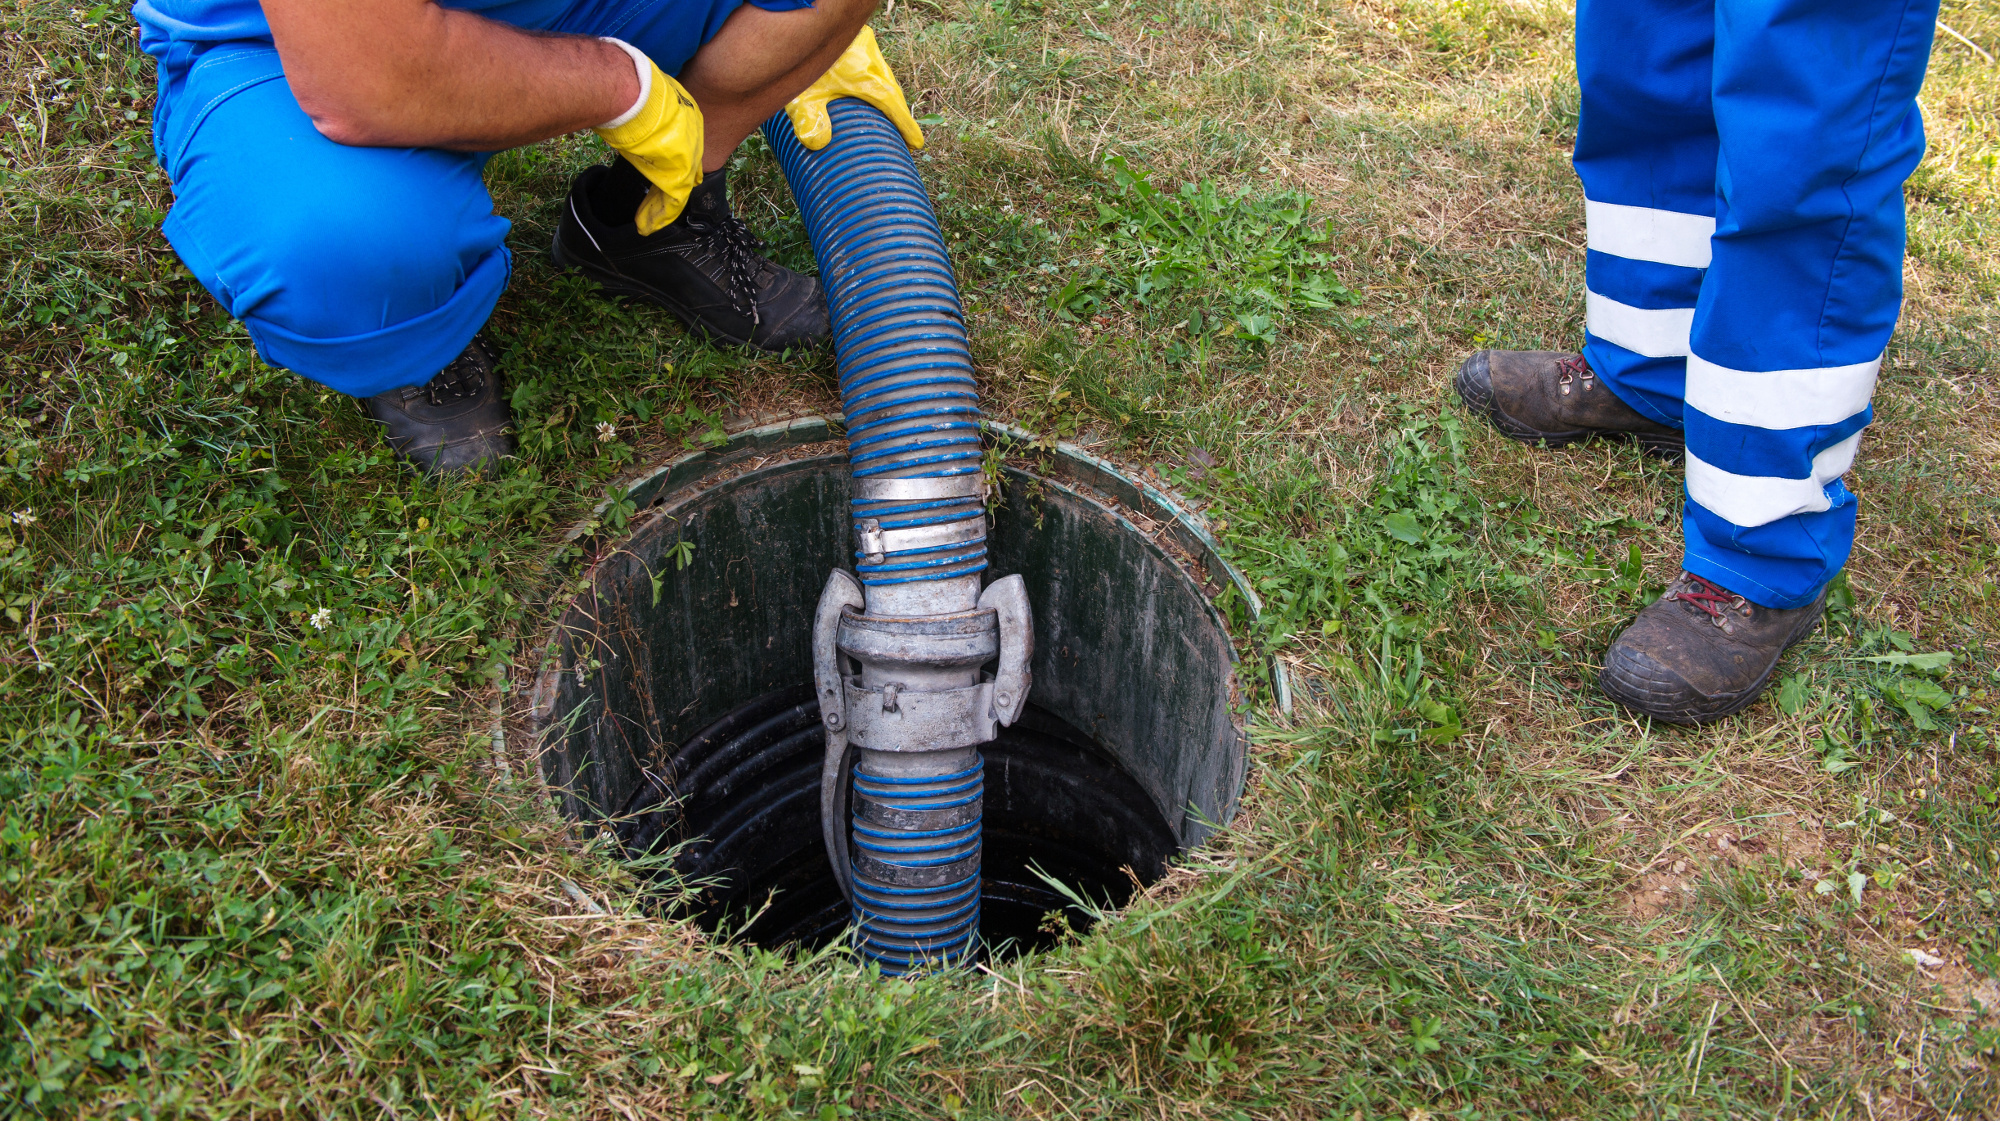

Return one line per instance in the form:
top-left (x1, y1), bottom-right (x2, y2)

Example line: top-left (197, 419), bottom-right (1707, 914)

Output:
top-left (133, 0), bottom-right (928, 473)
top-left (1454, 0), bottom-right (1938, 724)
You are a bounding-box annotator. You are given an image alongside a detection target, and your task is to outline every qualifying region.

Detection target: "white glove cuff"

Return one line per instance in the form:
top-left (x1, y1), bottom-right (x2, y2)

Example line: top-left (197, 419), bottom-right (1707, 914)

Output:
top-left (597, 38), bottom-right (653, 129)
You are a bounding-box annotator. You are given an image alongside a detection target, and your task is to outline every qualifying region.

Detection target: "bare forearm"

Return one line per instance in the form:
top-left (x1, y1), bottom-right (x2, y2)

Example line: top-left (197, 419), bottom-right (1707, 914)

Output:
top-left (267, 0), bottom-right (639, 150)
top-left (679, 0), bottom-right (876, 171)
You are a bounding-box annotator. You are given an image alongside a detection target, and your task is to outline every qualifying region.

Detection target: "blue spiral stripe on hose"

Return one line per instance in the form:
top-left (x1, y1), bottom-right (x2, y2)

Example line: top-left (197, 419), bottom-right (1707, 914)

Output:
top-left (853, 822), bottom-right (980, 843)
top-left (833, 300), bottom-right (963, 342)
top-left (824, 296), bottom-right (956, 340)
top-left (844, 405), bottom-right (979, 434)
top-left (838, 345), bottom-right (970, 382)
top-left (859, 511), bottom-right (984, 533)
top-left (848, 430), bottom-right (980, 458)
top-left (855, 901), bottom-right (978, 921)
top-left (843, 344), bottom-right (966, 377)
top-left (852, 884), bottom-right (982, 915)
top-left (856, 906), bottom-right (980, 935)
top-left (857, 452), bottom-right (984, 475)
top-left (850, 495), bottom-right (974, 518)
top-left (855, 906), bottom-right (980, 931)
top-left (860, 913), bottom-right (979, 938)
top-left (849, 408), bottom-right (978, 436)
top-left (855, 899), bottom-right (981, 931)
top-left (827, 267), bottom-right (961, 313)
top-left (855, 892), bottom-right (980, 918)
top-left (855, 553), bottom-right (987, 574)
top-left (856, 844), bottom-right (980, 865)
top-left (849, 402), bottom-right (979, 432)
top-left (765, 101), bottom-right (976, 485)
top-left (847, 398), bottom-right (978, 425)
top-left (848, 743), bottom-right (984, 967)
top-left (840, 356), bottom-right (972, 389)
top-left (858, 902), bottom-right (980, 928)
top-left (848, 431), bottom-right (981, 458)
top-left (851, 871), bottom-right (981, 897)
top-left (855, 512), bottom-right (980, 531)
top-left (856, 909), bottom-right (980, 932)
top-left (856, 553), bottom-right (989, 579)
top-left (843, 370), bottom-right (974, 399)
top-left (849, 426), bottom-right (978, 451)
top-left (845, 385), bottom-right (977, 417)
top-left (767, 99), bottom-right (987, 972)
top-left (873, 513), bottom-right (980, 531)
top-left (856, 912), bottom-right (980, 936)
top-left (855, 910), bottom-right (979, 936)
top-left (856, 793), bottom-right (980, 813)
top-left (850, 440), bottom-right (980, 467)
top-left (863, 927), bottom-right (976, 949)
top-left (849, 426), bottom-right (980, 448)
top-left (846, 399), bottom-right (974, 426)
top-left (861, 564), bottom-right (987, 586)
top-left (851, 446), bottom-right (980, 475)
top-left (849, 421), bottom-right (982, 453)
top-left (858, 536), bottom-right (989, 563)
top-left (850, 499), bottom-right (979, 517)
top-left (837, 326), bottom-right (964, 359)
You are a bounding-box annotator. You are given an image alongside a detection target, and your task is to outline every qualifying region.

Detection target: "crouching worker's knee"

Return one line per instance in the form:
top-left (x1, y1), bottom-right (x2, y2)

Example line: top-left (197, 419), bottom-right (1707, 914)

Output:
top-left (162, 79), bottom-right (511, 398)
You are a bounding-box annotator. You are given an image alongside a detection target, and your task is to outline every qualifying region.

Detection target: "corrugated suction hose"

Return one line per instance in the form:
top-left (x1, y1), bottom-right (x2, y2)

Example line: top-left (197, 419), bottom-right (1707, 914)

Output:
top-left (772, 99), bottom-right (1030, 973)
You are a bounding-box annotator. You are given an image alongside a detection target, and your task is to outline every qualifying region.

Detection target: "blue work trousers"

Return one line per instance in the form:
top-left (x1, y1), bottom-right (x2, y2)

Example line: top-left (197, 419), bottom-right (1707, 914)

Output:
top-left (133, 0), bottom-right (801, 400)
top-left (1574, 0), bottom-right (1937, 607)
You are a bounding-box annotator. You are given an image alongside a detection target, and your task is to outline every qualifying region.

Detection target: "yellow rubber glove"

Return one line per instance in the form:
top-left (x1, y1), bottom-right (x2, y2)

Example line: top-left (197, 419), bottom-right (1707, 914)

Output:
top-left (784, 26), bottom-right (926, 152)
top-left (593, 42), bottom-right (704, 236)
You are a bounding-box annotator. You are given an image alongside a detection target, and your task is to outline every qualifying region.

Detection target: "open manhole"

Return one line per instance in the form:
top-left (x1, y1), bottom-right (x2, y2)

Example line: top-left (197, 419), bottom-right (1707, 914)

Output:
top-left (521, 416), bottom-right (1278, 958)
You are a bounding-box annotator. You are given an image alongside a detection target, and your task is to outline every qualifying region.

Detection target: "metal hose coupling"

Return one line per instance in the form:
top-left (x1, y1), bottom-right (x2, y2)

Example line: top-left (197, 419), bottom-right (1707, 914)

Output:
top-left (812, 479), bottom-right (1032, 972)
top-left (766, 97), bottom-right (1032, 970)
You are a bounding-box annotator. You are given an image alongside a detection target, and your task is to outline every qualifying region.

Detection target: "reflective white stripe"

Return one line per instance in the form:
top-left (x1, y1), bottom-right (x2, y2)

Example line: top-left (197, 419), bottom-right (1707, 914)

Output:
top-left (1585, 200), bottom-right (1714, 269)
top-left (1685, 433), bottom-right (1864, 528)
top-left (1585, 290), bottom-right (1693, 358)
top-left (1685, 353), bottom-right (1880, 431)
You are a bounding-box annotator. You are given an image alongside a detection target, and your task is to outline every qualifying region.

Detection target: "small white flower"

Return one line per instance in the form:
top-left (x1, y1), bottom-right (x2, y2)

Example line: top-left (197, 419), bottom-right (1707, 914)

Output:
top-left (9, 509), bottom-right (34, 526)
top-left (309, 607), bottom-right (333, 631)
top-left (596, 422), bottom-right (618, 443)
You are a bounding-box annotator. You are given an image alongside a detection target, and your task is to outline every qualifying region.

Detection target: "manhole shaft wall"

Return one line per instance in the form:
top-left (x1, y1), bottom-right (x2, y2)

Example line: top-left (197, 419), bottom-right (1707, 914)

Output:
top-left (520, 417), bottom-right (1273, 870)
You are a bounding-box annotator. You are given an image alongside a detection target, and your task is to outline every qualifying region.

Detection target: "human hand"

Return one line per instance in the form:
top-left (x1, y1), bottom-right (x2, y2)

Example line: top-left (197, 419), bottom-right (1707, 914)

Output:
top-left (593, 43), bottom-right (704, 235)
top-left (783, 26), bottom-right (925, 152)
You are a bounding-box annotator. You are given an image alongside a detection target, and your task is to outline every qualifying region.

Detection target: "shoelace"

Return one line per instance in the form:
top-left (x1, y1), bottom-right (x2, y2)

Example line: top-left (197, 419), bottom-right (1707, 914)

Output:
top-left (1555, 353), bottom-right (1594, 396)
top-left (685, 212), bottom-right (764, 325)
top-left (422, 350), bottom-right (486, 405)
top-left (1665, 573), bottom-right (1748, 626)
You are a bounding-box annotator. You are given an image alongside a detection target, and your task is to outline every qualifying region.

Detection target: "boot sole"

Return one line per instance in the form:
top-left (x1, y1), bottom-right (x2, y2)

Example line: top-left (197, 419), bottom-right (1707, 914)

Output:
top-left (551, 229), bottom-right (778, 354)
top-left (1453, 357), bottom-right (1684, 462)
top-left (1598, 601), bottom-right (1826, 725)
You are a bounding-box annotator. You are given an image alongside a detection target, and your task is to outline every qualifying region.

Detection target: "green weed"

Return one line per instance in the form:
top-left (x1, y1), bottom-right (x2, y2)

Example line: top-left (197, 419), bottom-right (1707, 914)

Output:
top-left (1051, 155), bottom-right (1358, 341)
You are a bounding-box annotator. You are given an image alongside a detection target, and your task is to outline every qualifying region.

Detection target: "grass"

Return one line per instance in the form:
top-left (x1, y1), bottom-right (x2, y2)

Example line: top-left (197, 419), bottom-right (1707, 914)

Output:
top-left (4, 0), bottom-right (2000, 1115)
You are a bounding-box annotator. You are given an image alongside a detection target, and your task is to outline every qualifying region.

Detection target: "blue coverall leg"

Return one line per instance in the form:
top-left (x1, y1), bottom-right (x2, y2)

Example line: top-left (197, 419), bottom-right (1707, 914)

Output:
top-left (1574, 0), bottom-right (1938, 608)
top-left (134, 0), bottom-right (806, 400)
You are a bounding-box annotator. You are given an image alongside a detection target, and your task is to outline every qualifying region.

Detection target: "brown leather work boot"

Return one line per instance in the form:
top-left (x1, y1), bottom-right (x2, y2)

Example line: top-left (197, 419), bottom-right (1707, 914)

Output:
top-left (1599, 573), bottom-right (1827, 724)
top-left (1455, 350), bottom-right (1683, 460)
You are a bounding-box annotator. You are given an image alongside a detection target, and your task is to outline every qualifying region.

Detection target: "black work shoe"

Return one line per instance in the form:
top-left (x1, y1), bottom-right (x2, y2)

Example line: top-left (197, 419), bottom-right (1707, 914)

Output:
top-left (1599, 573), bottom-right (1827, 724)
top-left (359, 337), bottom-right (513, 476)
top-left (1455, 350), bottom-right (1683, 461)
top-left (552, 159), bottom-right (829, 352)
